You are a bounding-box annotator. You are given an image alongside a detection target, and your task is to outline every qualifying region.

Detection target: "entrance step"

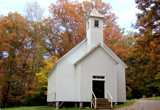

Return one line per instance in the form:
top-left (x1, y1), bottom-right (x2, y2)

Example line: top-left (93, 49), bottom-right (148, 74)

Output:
top-left (92, 98), bottom-right (113, 109)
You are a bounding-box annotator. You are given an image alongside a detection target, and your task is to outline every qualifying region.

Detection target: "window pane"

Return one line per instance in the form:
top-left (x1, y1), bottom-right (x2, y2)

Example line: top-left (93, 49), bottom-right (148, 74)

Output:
top-left (94, 20), bottom-right (99, 27)
top-left (93, 76), bottom-right (105, 79)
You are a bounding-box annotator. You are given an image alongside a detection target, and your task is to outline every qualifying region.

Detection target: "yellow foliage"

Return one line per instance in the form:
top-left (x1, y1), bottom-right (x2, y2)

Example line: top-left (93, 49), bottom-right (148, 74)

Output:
top-left (36, 56), bottom-right (58, 92)
top-left (155, 72), bottom-right (160, 80)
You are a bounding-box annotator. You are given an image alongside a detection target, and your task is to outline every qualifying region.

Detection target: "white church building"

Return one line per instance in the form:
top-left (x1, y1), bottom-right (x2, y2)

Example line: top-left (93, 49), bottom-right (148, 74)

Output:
top-left (47, 8), bottom-right (127, 109)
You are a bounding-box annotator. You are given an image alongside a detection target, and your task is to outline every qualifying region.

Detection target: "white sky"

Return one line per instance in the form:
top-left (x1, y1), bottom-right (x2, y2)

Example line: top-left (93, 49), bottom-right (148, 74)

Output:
top-left (0, 0), bottom-right (140, 32)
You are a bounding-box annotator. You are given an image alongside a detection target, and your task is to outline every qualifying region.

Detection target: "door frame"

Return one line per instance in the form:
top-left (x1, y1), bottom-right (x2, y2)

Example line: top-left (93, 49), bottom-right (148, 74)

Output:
top-left (92, 75), bottom-right (106, 98)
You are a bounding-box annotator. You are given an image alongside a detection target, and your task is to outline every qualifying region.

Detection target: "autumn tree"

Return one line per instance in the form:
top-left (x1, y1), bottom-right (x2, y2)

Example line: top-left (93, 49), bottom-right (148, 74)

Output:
top-left (0, 12), bottom-right (33, 107)
top-left (44, 0), bottom-right (86, 57)
top-left (129, 0), bottom-right (160, 97)
top-left (36, 56), bottom-right (58, 94)
top-left (43, 0), bottom-right (129, 59)
top-left (25, 2), bottom-right (45, 92)
top-left (0, 0), bottom-right (136, 107)
top-left (121, 31), bottom-right (136, 98)
top-left (134, 0), bottom-right (160, 72)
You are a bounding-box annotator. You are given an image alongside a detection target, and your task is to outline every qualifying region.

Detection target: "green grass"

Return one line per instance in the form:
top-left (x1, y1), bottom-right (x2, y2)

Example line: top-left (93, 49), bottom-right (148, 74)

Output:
top-left (139, 96), bottom-right (160, 100)
top-left (2, 106), bottom-right (53, 110)
top-left (2, 97), bottom-right (160, 110)
top-left (114, 100), bottom-right (136, 109)
top-left (59, 108), bottom-right (93, 110)
top-left (2, 106), bottom-right (93, 110)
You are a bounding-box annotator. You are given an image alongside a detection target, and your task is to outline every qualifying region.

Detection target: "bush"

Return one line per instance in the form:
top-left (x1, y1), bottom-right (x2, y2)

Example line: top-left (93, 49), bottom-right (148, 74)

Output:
top-left (23, 91), bottom-right (47, 106)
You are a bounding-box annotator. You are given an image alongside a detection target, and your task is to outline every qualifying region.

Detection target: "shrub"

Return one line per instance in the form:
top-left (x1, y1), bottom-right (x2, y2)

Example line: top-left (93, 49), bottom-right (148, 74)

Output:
top-left (23, 91), bottom-right (47, 106)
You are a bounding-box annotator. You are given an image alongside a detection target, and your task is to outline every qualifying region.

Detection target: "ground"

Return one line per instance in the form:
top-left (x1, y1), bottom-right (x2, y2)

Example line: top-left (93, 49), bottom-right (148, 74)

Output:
top-left (1, 106), bottom-right (93, 110)
top-left (1, 98), bottom-right (160, 110)
top-left (117, 100), bottom-right (160, 110)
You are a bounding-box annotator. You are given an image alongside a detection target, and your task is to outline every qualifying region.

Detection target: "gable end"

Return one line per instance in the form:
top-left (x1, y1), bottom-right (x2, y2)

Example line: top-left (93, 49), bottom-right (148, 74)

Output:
top-left (74, 44), bottom-right (128, 68)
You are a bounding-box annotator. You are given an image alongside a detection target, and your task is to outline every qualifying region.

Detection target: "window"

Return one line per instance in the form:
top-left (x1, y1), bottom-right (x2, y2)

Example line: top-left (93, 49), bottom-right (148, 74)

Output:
top-left (93, 76), bottom-right (105, 79)
top-left (94, 20), bottom-right (99, 27)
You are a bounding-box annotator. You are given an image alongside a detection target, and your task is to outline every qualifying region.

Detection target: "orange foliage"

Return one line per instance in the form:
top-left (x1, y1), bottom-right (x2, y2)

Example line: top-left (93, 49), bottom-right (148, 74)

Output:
top-left (45, 0), bottom-right (129, 60)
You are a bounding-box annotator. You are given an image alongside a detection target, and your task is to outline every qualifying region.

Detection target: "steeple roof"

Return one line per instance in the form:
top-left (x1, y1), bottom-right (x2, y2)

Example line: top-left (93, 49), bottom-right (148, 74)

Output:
top-left (86, 8), bottom-right (104, 21)
top-left (90, 8), bottom-right (104, 17)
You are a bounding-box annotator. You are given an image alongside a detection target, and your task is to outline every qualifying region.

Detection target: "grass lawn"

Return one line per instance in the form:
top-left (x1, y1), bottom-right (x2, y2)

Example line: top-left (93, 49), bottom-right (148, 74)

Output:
top-left (114, 100), bottom-right (136, 109)
top-left (2, 106), bottom-right (53, 110)
top-left (2, 97), bottom-right (160, 110)
top-left (139, 96), bottom-right (160, 100)
top-left (2, 106), bottom-right (93, 110)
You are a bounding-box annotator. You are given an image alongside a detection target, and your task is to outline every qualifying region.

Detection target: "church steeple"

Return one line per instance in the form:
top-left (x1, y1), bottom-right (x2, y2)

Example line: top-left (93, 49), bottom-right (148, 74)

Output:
top-left (86, 8), bottom-right (104, 51)
top-left (86, 8), bottom-right (104, 20)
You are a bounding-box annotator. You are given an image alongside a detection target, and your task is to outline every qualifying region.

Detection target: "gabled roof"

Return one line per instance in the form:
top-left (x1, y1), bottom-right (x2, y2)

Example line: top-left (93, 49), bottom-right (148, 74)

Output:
top-left (86, 8), bottom-right (104, 21)
top-left (103, 44), bottom-right (128, 68)
top-left (74, 43), bottom-right (128, 68)
top-left (48, 39), bottom-right (128, 77)
top-left (47, 38), bottom-right (87, 77)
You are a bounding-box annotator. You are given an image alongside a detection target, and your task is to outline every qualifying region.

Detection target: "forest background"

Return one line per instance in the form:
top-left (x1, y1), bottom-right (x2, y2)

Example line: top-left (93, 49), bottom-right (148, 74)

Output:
top-left (0, 0), bottom-right (159, 108)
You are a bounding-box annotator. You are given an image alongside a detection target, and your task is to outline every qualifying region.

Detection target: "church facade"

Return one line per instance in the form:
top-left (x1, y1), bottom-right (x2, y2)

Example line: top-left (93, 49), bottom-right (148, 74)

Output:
top-left (47, 8), bottom-right (127, 109)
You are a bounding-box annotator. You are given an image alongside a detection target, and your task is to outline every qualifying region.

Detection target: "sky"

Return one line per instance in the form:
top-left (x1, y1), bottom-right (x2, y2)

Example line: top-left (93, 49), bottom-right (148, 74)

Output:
top-left (0, 0), bottom-right (140, 32)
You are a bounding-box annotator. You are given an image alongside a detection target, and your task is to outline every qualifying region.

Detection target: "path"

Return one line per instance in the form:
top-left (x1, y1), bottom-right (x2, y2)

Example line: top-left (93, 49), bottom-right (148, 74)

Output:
top-left (117, 100), bottom-right (160, 110)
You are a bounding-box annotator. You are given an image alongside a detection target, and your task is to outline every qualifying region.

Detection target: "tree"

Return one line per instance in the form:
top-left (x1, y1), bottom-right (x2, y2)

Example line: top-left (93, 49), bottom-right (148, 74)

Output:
top-left (0, 0), bottom-right (135, 107)
top-left (36, 56), bottom-right (58, 94)
top-left (0, 12), bottom-right (32, 107)
top-left (25, 2), bottom-right (45, 92)
top-left (44, 0), bottom-right (129, 59)
top-left (130, 0), bottom-right (160, 97)
top-left (134, 0), bottom-right (160, 68)
top-left (134, 0), bottom-right (160, 73)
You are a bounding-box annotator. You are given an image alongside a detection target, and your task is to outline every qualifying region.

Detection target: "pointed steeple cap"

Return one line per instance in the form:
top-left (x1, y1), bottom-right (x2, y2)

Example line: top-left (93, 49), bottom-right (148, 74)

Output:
top-left (86, 8), bottom-right (104, 21)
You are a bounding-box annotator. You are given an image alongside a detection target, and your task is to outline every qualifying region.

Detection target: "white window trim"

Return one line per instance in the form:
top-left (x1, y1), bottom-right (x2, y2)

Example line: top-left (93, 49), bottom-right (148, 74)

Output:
top-left (92, 75), bottom-right (105, 81)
